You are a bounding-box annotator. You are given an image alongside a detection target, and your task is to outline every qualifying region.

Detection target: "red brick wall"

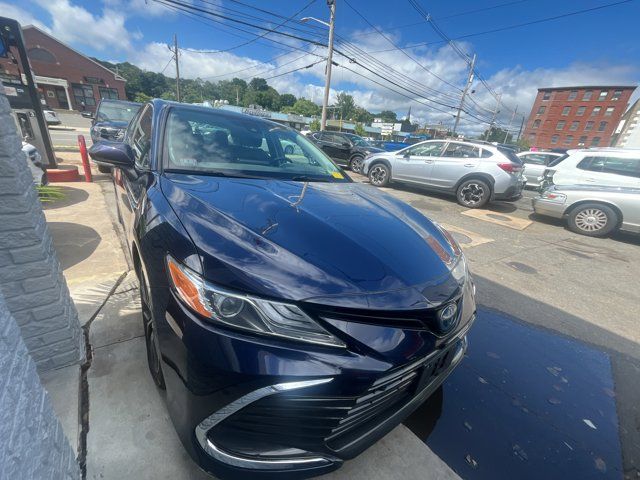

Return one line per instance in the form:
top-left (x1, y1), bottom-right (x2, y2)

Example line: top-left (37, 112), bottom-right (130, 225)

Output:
top-left (522, 86), bottom-right (635, 150)
top-left (0, 27), bottom-right (126, 112)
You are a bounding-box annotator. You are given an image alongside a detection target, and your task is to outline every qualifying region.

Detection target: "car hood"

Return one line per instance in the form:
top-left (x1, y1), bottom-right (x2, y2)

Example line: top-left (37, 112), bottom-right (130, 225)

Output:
top-left (160, 174), bottom-right (463, 309)
top-left (93, 120), bottom-right (129, 129)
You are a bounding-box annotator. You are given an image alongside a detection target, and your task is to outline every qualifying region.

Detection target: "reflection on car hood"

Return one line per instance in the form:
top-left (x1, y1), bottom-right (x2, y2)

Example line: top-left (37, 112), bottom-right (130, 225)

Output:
top-left (93, 120), bottom-right (129, 129)
top-left (161, 174), bottom-right (462, 308)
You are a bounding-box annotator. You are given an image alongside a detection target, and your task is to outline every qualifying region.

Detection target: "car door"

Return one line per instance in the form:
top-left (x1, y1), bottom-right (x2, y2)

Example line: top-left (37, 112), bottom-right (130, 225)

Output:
top-left (392, 141), bottom-right (446, 184)
top-left (429, 142), bottom-right (481, 188)
top-left (328, 133), bottom-right (353, 166)
top-left (116, 104), bottom-right (153, 243)
top-left (314, 132), bottom-right (342, 163)
top-left (574, 155), bottom-right (640, 187)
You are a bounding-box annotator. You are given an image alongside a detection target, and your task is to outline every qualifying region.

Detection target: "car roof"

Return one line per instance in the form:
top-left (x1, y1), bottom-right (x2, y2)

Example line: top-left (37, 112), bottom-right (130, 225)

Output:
top-left (567, 147), bottom-right (640, 155)
top-left (99, 99), bottom-right (142, 107)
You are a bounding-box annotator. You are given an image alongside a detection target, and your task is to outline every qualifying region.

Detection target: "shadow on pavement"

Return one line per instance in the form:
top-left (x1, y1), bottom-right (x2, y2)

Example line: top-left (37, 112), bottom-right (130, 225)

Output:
top-left (404, 275), bottom-right (640, 480)
top-left (48, 222), bottom-right (101, 269)
top-left (41, 185), bottom-right (89, 210)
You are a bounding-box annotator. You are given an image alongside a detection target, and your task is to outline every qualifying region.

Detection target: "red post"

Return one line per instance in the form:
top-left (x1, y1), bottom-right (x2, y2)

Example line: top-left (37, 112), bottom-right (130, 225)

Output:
top-left (77, 135), bottom-right (93, 183)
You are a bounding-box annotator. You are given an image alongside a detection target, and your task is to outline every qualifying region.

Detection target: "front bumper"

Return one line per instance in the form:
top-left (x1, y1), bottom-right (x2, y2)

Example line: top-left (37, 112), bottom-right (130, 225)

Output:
top-left (158, 281), bottom-right (476, 479)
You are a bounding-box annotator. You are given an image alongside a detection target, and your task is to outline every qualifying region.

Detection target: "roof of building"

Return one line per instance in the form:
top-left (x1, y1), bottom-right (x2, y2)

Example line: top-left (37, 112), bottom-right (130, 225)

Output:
top-left (537, 85), bottom-right (637, 92)
top-left (22, 25), bottom-right (126, 83)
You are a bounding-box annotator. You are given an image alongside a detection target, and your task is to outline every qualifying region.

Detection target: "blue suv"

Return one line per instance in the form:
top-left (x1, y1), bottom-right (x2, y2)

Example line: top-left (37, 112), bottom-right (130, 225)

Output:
top-left (89, 100), bottom-right (475, 479)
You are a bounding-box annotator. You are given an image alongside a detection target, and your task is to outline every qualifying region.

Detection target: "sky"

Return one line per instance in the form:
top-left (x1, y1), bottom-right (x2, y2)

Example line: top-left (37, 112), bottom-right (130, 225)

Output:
top-left (5, 0), bottom-right (640, 135)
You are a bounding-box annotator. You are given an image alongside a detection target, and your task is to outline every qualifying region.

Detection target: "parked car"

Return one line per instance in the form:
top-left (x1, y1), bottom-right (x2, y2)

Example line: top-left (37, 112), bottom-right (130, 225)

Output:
top-left (90, 99), bottom-right (142, 172)
top-left (362, 139), bottom-right (526, 208)
top-left (43, 108), bottom-right (61, 126)
top-left (372, 140), bottom-right (407, 152)
top-left (533, 185), bottom-right (640, 237)
top-left (540, 148), bottom-right (640, 190)
top-left (21, 142), bottom-right (47, 186)
top-left (308, 131), bottom-right (384, 173)
top-left (89, 100), bottom-right (476, 479)
top-left (517, 151), bottom-right (564, 188)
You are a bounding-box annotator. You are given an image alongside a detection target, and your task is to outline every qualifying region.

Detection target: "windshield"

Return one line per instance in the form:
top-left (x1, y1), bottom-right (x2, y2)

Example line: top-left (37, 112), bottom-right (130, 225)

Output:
top-left (163, 108), bottom-right (349, 182)
top-left (96, 103), bottom-right (141, 123)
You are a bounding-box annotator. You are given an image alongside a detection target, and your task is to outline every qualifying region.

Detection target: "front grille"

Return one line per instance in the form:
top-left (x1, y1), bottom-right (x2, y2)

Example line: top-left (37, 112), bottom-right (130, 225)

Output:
top-left (211, 340), bottom-right (461, 457)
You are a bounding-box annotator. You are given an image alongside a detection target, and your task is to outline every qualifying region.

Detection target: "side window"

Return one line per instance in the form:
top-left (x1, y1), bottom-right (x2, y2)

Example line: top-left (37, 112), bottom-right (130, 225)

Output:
top-left (521, 154), bottom-right (547, 166)
top-left (577, 156), bottom-right (606, 172)
top-left (333, 134), bottom-right (350, 146)
top-left (403, 142), bottom-right (445, 157)
top-left (601, 157), bottom-right (640, 178)
top-left (323, 133), bottom-right (340, 144)
top-left (442, 143), bottom-right (480, 159)
top-left (130, 105), bottom-right (152, 169)
top-left (481, 149), bottom-right (493, 158)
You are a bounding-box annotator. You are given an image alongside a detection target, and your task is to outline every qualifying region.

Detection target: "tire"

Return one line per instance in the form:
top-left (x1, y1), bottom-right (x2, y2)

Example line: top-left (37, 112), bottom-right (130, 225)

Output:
top-left (97, 164), bottom-right (112, 174)
top-left (349, 155), bottom-right (365, 174)
top-left (140, 269), bottom-right (166, 389)
top-left (368, 163), bottom-right (390, 187)
top-left (456, 179), bottom-right (491, 208)
top-left (567, 203), bottom-right (618, 237)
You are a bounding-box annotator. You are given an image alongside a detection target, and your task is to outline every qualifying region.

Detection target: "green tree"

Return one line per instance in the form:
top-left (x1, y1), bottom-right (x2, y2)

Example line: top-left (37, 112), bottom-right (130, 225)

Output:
top-left (482, 127), bottom-right (513, 143)
top-left (284, 98), bottom-right (321, 116)
top-left (353, 106), bottom-right (373, 124)
top-left (279, 93), bottom-right (297, 109)
top-left (354, 122), bottom-right (366, 137)
top-left (243, 87), bottom-right (281, 111)
top-left (248, 77), bottom-right (269, 91)
top-left (134, 92), bottom-right (152, 103)
top-left (377, 110), bottom-right (397, 123)
top-left (335, 92), bottom-right (356, 120)
top-left (218, 78), bottom-right (247, 105)
top-left (309, 118), bottom-right (321, 131)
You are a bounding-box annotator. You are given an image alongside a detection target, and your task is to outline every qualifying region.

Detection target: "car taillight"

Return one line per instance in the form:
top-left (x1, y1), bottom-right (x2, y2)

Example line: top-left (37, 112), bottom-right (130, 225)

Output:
top-left (497, 162), bottom-right (522, 174)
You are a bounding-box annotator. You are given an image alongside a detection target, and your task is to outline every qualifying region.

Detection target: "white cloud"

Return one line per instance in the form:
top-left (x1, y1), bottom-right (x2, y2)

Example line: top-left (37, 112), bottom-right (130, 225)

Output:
top-left (0, 3), bottom-right (50, 32)
top-left (34, 0), bottom-right (135, 52)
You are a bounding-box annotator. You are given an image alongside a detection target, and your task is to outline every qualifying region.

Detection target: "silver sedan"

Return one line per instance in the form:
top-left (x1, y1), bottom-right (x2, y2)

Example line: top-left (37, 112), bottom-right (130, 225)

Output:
top-left (532, 185), bottom-right (640, 237)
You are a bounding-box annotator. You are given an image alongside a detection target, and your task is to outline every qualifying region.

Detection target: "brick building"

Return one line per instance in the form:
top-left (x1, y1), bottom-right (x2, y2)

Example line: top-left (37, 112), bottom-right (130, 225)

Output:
top-left (522, 86), bottom-right (636, 150)
top-left (0, 25), bottom-right (126, 113)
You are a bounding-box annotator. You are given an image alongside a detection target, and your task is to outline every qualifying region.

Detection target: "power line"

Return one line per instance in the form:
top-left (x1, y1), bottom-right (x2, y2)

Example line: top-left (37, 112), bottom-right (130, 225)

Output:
top-left (370, 0), bottom-right (635, 53)
top-left (261, 59), bottom-right (326, 81)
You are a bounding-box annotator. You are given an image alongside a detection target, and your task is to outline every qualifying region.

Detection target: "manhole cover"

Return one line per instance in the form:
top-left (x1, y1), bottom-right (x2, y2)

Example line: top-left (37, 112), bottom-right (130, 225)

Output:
top-left (451, 232), bottom-right (472, 244)
top-left (506, 262), bottom-right (537, 274)
top-left (486, 213), bottom-right (512, 222)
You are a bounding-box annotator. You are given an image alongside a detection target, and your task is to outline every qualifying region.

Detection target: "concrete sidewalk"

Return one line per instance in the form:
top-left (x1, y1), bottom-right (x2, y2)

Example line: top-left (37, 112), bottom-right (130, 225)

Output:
top-left (41, 169), bottom-right (459, 480)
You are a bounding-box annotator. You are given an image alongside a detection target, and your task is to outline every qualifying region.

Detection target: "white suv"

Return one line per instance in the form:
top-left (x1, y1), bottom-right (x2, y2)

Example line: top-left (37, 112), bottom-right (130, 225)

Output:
top-left (541, 148), bottom-right (640, 189)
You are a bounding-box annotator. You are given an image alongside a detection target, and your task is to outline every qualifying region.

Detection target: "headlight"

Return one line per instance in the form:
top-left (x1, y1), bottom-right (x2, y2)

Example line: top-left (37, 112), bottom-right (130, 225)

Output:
top-left (540, 190), bottom-right (566, 203)
top-left (167, 256), bottom-right (345, 347)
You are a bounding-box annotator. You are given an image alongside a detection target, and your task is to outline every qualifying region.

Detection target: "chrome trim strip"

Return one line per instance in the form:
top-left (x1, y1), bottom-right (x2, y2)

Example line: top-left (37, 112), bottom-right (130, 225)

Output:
top-left (195, 378), bottom-right (336, 470)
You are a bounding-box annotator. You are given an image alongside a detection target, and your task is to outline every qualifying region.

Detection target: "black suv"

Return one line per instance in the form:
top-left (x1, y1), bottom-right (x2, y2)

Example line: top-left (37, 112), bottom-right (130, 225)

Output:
top-left (309, 131), bottom-right (383, 173)
top-left (90, 99), bottom-right (141, 172)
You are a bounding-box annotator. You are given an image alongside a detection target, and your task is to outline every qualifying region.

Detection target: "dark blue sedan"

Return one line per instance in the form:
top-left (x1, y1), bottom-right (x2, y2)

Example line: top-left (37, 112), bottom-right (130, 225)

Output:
top-left (89, 100), bottom-right (476, 479)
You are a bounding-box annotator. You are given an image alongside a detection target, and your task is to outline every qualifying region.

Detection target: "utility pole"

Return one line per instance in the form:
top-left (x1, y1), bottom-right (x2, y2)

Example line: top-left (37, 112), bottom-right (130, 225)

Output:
top-left (485, 93), bottom-right (501, 140)
top-left (173, 34), bottom-right (181, 102)
top-left (452, 53), bottom-right (476, 136)
top-left (503, 104), bottom-right (518, 143)
top-left (321, 0), bottom-right (336, 131)
top-left (236, 87), bottom-right (239, 105)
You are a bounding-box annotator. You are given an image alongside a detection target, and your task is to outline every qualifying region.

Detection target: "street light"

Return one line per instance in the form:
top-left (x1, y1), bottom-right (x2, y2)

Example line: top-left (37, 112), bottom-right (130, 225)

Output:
top-left (301, 1), bottom-right (336, 131)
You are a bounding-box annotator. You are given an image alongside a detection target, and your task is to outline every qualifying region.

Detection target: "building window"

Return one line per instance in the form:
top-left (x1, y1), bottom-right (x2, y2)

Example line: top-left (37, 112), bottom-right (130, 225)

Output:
top-left (568, 90), bottom-right (578, 101)
top-left (562, 106), bottom-right (571, 116)
top-left (569, 121), bottom-right (579, 131)
top-left (604, 106), bottom-right (615, 116)
top-left (564, 135), bottom-right (574, 146)
top-left (98, 87), bottom-right (119, 100)
top-left (542, 91), bottom-right (551, 101)
top-left (585, 121), bottom-right (594, 131)
top-left (578, 135), bottom-right (588, 146)
top-left (71, 83), bottom-right (96, 107)
top-left (528, 133), bottom-right (536, 142)
top-left (532, 119), bottom-right (541, 129)
top-left (582, 90), bottom-right (593, 101)
top-left (556, 121), bottom-right (566, 130)
top-left (598, 121), bottom-right (608, 132)
top-left (598, 90), bottom-right (608, 101)
top-left (551, 134), bottom-right (559, 144)
top-left (537, 106), bottom-right (546, 115)
top-left (27, 47), bottom-right (56, 63)
top-left (576, 106), bottom-right (586, 116)
top-left (591, 106), bottom-right (602, 116)
top-left (591, 137), bottom-right (601, 146)
top-left (611, 90), bottom-right (623, 101)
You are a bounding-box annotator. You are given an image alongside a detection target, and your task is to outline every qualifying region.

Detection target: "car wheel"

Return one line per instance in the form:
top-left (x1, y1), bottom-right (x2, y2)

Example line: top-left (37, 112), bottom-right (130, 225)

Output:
top-left (456, 179), bottom-right (490, 208)
top-left (140, 269), bottom-right (166, 390)
top-left (567, 203), bottom-right (617, 237)
top-left (97, 165), bottom-right (112, 174)
top-left (369, 163), bottom-right (390, 187)
top-left (349, 155), bottom-right (365, 174)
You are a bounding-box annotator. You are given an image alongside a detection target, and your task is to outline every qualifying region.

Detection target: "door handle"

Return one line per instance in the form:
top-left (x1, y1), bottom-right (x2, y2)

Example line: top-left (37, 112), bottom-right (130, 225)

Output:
top-left (585, 178), bottom-right (597, 182)
top-left (464, 164), bottom-right (475, 167)
top-left (424, 159), bottom-right (434, 164)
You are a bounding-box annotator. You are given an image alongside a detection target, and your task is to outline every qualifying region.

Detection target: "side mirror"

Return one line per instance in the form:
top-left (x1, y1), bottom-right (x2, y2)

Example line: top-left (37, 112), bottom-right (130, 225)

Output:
top-left (89, 141), bottom-right (134, 168)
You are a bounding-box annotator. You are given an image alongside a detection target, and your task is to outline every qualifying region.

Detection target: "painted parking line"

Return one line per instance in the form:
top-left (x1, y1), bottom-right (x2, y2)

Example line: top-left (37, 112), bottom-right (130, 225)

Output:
top-left (440, 223), bottom-right (493, 249)
top-left (461, 209), bottom-right (532, 231)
